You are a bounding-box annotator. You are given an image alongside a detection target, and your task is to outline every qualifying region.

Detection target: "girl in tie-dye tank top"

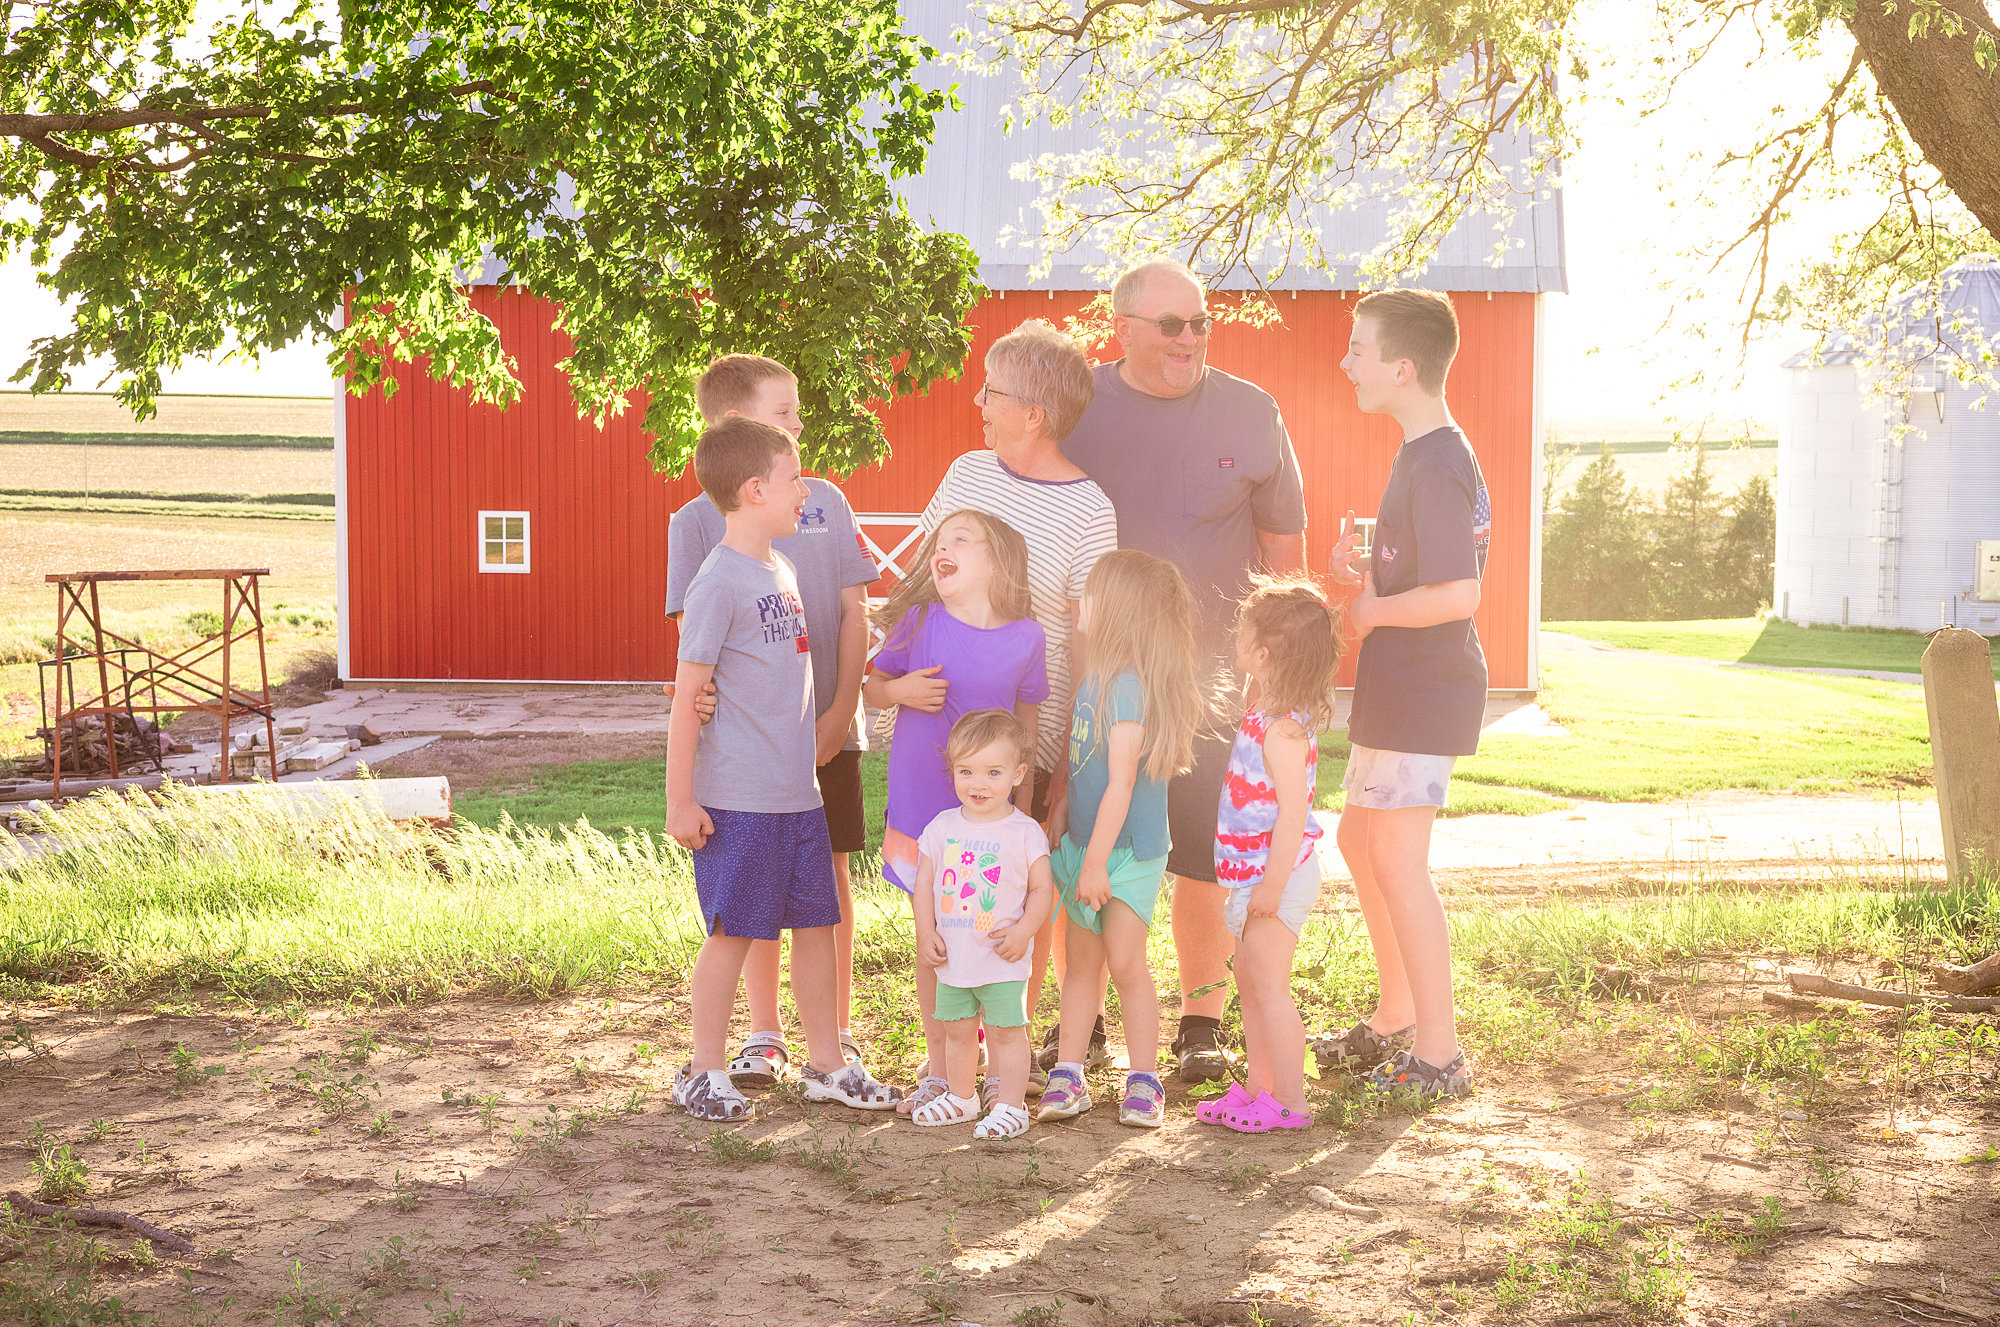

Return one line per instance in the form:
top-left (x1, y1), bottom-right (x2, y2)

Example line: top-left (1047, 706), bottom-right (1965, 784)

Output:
top-left (1203, 575), bottom-right (1344, 1134)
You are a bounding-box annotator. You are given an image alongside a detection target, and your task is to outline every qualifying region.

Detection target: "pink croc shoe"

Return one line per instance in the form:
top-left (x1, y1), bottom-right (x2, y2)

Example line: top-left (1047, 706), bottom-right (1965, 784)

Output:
top-left (1196, 1082), bottom-right (1251, 1126)
top-left (1222, 1090), bottom-right (1312, 1134)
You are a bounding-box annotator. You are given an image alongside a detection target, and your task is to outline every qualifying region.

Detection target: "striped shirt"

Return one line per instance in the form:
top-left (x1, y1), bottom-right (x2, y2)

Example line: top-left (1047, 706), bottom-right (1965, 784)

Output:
top-left (921, 451), bottom-right (1119, 772)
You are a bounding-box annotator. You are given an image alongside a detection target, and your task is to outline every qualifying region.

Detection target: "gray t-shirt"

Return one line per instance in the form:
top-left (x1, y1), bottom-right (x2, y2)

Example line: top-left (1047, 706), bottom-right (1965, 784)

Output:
top-left (665, 477), bottom-right (879, 751)
top-left (1062, 363), bottom-right (1307, 673)
top-left (676, 545), bottom-right (821, 814)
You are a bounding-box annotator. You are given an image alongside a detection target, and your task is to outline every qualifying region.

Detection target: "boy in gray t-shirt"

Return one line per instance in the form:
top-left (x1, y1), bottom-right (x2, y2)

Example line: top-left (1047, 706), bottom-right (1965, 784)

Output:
top-left (666, 416), bottom-right (899, 1123)
top-left (665, 354), bottom-right (880, 1090)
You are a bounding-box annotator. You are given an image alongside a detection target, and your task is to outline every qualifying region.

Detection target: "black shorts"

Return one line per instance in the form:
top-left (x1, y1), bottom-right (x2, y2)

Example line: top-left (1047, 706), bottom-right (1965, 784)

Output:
top-left (1025, 767), bottom-right (1056, 825)
top-left (1165, 727), bottom-right (1234, 884)
top-left (818, 749), bottom-right (867, 855)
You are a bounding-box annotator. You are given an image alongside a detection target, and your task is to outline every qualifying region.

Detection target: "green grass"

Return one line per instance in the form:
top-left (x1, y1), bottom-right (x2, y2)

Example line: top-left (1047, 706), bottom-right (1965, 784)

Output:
top-left (0, 487), bottom-right (332, 506)
top-left (1425, 648), bottom-right (1933, 801)
top-left (0, 430), bottom-right (331, 449)
top-left (0, 491), bottom-right (332, 521)
top-left (1546, 616), bottom-right (2000, 678)
top-left (3, 784), bottom-right (1994, 1053)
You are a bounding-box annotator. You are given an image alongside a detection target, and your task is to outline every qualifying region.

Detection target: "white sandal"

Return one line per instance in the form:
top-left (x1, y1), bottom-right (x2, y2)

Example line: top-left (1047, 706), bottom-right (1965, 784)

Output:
top-left (975, 1101), bottom-right (1031, 1140)
top-left (913, 1091), bottom-right (980, 1127)
top-left (896, 1075), bottom-right (950, 1117)
top-left (727, 1033), bottom-right (789, 1089)
top-left (800, 1061), bottom-right (901, 1110)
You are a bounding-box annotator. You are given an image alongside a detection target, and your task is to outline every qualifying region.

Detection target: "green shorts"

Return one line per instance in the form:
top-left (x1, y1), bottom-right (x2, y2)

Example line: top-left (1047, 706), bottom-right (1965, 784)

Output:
top-left (1051, 834), bottom-right (1169, 934)
top-left (934, 979), bottom-right (1029, 1027)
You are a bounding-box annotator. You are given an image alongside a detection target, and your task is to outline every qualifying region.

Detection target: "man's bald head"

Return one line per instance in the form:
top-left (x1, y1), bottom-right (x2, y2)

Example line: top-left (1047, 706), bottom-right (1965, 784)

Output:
top-left (1112, 259), bottom-right (1204, 316)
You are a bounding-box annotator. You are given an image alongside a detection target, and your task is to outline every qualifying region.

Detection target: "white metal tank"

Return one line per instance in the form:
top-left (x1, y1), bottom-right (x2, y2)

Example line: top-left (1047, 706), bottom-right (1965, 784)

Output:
top-left (1774, 255), bottom-right (2000, 632)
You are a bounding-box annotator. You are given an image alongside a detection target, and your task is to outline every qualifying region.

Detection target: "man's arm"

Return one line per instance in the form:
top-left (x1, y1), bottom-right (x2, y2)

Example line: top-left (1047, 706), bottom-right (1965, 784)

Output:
top-left (1255, 527), bottom-right (1306, 575)
top-left (816, 584), bottom-right (869, 765)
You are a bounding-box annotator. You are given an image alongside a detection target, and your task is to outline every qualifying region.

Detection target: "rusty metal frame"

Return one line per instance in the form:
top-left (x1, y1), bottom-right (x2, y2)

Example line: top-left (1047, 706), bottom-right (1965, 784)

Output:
top-left (45, 569), bottom-right (278, 797)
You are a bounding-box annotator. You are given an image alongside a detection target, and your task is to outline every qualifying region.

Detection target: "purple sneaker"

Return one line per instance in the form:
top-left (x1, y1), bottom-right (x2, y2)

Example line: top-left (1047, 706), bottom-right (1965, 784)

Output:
top-left (1118, 1071), bottom-right (1165, 1128)
top-left (1034, 1066), bottom-right (1092, 1122)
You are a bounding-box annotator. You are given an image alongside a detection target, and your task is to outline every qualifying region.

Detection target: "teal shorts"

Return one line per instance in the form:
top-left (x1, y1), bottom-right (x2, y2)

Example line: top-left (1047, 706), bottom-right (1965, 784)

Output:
top-left (1051, 835), bottom-right (1170, 933)
top-left (934, 979), bottom-right (1029, 1027)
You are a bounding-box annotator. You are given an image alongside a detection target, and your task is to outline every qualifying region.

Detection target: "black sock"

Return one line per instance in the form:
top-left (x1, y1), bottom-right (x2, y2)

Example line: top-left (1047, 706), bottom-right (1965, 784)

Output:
top-left (1091, 1014), bottom-right (1107, 1041)
top-left (1178, 1014), bottom-right (1222, 1034)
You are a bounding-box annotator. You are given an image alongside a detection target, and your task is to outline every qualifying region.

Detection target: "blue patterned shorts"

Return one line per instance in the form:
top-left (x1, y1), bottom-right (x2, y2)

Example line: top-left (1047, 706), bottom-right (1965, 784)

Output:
top-left (1341, 744), bottom-right (1456, 811)
top-left (691, 807), bottom-right (840, 941)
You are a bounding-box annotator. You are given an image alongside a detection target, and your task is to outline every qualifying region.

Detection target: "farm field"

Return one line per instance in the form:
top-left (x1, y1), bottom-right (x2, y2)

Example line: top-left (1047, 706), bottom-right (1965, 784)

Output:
top-left (0, 391), bottom-right (334, 437)
top-left (0, 790), bottom-right (1991, 1327)
top-left (1546, 616), bottom-right (1998, 678)
top-left (1, 443), bottom-right (334, 499)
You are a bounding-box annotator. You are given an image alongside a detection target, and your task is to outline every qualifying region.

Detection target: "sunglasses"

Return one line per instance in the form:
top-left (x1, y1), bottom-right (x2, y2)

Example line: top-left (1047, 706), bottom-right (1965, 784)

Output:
top-left (1125, 313), bottom-right (1214, 338)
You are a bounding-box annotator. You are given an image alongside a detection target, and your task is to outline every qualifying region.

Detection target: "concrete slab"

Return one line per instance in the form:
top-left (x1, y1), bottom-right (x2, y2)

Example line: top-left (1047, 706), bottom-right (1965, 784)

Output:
top-left (291, 688), bottom-right (670, 739)
top-left (1311, 788), bottom-right (1942, 877)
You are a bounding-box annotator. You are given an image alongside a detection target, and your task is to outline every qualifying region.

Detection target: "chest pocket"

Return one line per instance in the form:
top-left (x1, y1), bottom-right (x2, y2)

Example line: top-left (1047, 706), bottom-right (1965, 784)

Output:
top-left (1183, 451), bottom-right (1252, 521)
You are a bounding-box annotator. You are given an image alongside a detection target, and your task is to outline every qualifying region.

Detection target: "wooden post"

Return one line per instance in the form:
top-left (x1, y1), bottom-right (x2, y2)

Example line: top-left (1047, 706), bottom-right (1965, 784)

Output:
top-left (1921, 627), bottom-right (2000, 882)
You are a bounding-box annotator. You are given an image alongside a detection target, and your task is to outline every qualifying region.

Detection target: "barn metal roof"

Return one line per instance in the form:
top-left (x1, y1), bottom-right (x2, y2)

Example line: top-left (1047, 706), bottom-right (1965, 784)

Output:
top-left (897, 0), bottom-right (1568, 293)
top-left (1781, 253), bottom-right (2000, 367)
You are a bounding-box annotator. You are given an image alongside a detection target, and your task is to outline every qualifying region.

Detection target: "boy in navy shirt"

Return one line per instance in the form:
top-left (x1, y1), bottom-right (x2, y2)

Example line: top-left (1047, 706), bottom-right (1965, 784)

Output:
top-left (1320, 289), bottom-right (1489, 1101)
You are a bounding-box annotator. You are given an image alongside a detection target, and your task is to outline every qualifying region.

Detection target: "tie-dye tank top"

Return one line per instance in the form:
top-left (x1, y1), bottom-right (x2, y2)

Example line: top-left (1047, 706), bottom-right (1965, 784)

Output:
top-left (1213, 707), bottom-right (1322, 887)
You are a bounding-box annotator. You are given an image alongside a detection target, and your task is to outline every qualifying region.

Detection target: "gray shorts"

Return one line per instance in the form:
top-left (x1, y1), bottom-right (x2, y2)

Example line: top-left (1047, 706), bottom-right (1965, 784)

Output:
top-left (1223, 855), bottom-right (1322, 938)
top-left (1341, 743), bottom-right (1456, 810)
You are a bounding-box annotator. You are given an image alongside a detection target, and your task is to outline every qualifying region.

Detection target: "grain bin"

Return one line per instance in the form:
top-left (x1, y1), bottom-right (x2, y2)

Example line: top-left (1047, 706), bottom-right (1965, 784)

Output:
top-left (1773, 255), bottom-right (2000, 632)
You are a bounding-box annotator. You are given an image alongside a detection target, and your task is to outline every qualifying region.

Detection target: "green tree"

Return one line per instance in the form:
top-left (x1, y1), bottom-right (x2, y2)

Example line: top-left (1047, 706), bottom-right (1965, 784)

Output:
top-left (1713, 472), bottom-right (1778, 616)
top-left (1541, 447), bottom-right (1653, 621)
top-left (977, 0), bottom-right (1998, 380)
top-left (0, 0), bottom-right (982, 472)
top-left (1651, 445), bottom-right (1728, 620)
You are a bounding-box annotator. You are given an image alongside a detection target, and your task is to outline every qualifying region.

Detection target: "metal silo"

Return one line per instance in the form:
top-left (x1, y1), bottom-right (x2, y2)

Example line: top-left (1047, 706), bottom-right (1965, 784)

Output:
top-left (1774, 255), bottom-right (2000, 632)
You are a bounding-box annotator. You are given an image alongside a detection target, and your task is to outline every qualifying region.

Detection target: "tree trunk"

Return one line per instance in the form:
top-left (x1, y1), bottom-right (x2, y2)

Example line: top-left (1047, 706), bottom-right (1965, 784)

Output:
top-left (1845, 0), bottom-right (2000, 240)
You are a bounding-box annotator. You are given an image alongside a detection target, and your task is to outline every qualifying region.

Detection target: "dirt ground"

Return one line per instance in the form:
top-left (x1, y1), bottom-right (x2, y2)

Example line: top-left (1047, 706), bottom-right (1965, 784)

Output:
top-left (2, 942), bottom-right (1995, 1327)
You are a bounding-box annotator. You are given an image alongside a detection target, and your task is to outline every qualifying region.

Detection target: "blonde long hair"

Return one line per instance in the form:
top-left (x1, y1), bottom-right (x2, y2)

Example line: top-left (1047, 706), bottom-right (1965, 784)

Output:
top-left (1075, 550), bottom-right (1205, 782)
top-left (871, 509), bottom-right (1034, 646)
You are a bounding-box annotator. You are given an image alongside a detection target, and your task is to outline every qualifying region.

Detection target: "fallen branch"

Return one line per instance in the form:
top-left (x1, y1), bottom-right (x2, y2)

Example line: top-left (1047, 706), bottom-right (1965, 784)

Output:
top-left (1933, 955), bottom-right (2000, 997)
top-left (1700, 1152), bottom-right (1773, 1172)
top-left (1762, 990), bottom-right (1832, 1014)
top-left (4, 1190), bottom-right (198, 1256)
top-left (1786, 972), bottom-right (2000, 1013)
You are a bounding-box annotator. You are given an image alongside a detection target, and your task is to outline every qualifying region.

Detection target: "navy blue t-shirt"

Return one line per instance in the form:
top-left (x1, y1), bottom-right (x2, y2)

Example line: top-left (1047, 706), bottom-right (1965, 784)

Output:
top-left (1347, 427), bottom-right (1490, 757)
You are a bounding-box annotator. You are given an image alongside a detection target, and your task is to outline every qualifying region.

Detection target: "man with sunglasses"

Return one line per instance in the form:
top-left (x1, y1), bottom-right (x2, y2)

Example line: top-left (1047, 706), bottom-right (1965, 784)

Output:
top-left (1059, 259), bottom-right (1308, 1085)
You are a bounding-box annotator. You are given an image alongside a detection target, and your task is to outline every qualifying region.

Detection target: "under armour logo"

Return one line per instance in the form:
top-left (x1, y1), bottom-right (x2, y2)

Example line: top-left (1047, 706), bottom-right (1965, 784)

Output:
top-left (798, 507), bottom-right (828, 529)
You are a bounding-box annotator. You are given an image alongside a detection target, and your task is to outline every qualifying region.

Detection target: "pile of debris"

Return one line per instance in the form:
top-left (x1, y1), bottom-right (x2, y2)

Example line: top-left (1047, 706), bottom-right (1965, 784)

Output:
top-left (15, 713), bottom-right (189, 780)
top-left (211, 720), bottom-right (370, 780)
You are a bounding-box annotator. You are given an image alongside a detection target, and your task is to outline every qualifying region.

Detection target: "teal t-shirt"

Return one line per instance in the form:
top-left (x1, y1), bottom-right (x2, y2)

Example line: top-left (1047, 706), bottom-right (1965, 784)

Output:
top-left (1066, 669), bottom-right (1171, 861)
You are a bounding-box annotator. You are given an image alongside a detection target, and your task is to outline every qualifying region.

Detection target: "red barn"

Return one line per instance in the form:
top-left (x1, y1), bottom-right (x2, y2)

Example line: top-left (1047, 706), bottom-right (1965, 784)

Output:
top-left (334, 8), bottom-right (1566, 691)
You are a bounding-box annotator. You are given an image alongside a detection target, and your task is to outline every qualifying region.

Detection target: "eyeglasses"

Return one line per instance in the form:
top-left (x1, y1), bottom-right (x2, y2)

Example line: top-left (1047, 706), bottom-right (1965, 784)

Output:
top-left (1123, 313), bottom-right (1214, 338)
top-left (976, 383), bottom-right (1037, 408)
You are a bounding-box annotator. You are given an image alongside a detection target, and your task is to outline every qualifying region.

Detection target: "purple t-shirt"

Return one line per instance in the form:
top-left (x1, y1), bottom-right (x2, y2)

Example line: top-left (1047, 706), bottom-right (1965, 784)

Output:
top-left (872, 604), bottom-right (1050, 839)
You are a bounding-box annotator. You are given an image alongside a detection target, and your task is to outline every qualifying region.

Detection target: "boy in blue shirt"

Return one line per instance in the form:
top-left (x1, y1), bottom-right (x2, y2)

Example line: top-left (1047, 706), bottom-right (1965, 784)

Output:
top-left (1321, 289), bottom-right (1490, 1101)
top-left (666, 416), bottom-right (898, 1120)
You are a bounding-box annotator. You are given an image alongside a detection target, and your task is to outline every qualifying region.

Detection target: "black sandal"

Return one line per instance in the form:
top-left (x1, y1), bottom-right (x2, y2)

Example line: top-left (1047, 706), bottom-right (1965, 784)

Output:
top-left (1312, 1019), bottom-right (1414, 1073)
top-left (1366, 1049), bottom-right (1474, 1101)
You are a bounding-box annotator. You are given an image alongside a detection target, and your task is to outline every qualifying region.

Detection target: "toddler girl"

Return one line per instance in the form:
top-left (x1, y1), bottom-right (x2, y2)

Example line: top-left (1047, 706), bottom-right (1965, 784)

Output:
top-left (863, 509), bottom-right (1048, 1114)
top-left (909, 710), bottom-right (1055, 1139)
top-left (1036, 550), bottom-right (1203, 1129)
top-left (1202, 575), bottom-right (1344, 1132)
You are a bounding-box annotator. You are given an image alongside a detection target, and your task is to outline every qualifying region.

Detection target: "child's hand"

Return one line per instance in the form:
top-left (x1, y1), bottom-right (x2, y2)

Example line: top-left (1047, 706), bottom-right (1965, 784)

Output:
top-left (887, 664), bottom-right (948, 713)
top-left (666, 802), bottom-right (714, 851)
top-left (1327, 509), bottom-right (1365, 586)
top-left (1076, 859), bottom-right (1113, 911)
top-left (1043, 794), bottom-right (1068, 846)
top-left (662, 679), bottom-right (719, 725)
top-left (1350, 571), bottom-right (1379, 641)
top-left (917, 931), bottom-right (948, 968)
top-left (814, 708), bottom-right (847, 766)
top-left (987, 922), bottom-right (1034, 964)
top-left (1247, 876), bottom-right (1283, 919)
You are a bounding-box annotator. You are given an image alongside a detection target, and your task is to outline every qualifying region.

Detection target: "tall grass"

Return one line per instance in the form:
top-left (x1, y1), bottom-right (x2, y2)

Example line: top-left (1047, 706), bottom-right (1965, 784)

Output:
top-left (0, 600), bottom-right (335, 667)
top-left (2, 787), bottom-right (1993, 1027)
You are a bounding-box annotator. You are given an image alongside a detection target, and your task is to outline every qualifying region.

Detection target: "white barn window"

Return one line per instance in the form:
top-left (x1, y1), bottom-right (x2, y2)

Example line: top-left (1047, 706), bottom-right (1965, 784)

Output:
top-left (478, 511), bottom-right (531, 573)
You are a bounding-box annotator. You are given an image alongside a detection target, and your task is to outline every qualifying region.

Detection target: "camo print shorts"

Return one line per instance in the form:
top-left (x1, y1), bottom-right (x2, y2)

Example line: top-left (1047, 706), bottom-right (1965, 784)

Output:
top-left (1340, 743), bottom-right (1456, 811)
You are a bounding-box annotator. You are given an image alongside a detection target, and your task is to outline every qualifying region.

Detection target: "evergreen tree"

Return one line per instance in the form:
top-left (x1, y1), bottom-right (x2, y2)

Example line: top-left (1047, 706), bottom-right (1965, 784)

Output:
top-left (1541, 446), bottom-right (1653, 621)
top-left (1652, 445), bottom-right (1729, 619)
top-left (1713, 472), bottom-right (1778, 615)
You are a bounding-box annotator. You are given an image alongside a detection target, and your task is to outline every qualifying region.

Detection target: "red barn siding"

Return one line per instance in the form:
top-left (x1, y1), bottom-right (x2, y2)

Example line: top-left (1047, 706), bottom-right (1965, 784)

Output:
top-left (344, 287), bottom-right (1535, 688)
